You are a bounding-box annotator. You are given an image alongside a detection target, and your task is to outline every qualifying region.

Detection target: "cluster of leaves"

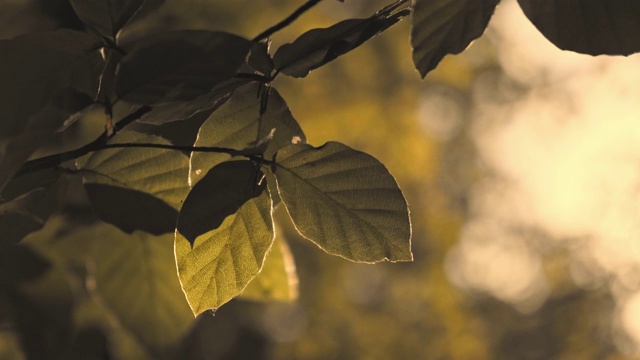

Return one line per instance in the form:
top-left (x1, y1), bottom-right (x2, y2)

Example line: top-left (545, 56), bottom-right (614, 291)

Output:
top-left (2, 0), bottom-right (640, 357)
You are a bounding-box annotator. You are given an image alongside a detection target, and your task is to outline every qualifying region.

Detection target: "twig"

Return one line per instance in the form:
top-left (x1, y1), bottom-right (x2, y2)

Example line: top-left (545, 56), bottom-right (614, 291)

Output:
top-left (252, 0), bottom-right (323, 42)
top-left (15, 106), bottom-right (152, 176)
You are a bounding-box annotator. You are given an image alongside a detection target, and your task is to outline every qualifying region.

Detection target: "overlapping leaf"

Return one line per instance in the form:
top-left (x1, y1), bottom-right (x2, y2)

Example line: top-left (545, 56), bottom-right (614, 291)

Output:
top-left (0, 169), bottom-right (67, 247)
top-left (82, 131), bottom-right (189, 234)
top-left (69, 0), bottom-right (150, 40)
top-left (518, 0), bottom-right (640, 55)
top-left (411, 0), bottom-right (500, 78)
top-left (0, 30), bottom-right (103, 190)
top-left (116, 30), bottom-right (252, 104)
top-left (190, 82), bottom-right (305, 185)
top-left (273, 3), bottom-right (409, 78)
top-left (175, 165), bottom-right (274, 314)
top-left (273, 142), bottom-right (412, 263)
top-left (240, 237), bottom-right (298, 302)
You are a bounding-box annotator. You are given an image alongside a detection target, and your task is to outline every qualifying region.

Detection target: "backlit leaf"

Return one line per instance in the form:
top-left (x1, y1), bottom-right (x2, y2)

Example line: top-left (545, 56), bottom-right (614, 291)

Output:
top-left (518, 0), bottom-right (640, 55)
top-left (175, 177), bottom-right (274, 314)
top-left (82, 132), bottom-right (189, 234)
top-left (190, 82), bottom-right (305, 185)
top-left (273, 142), bottom-right (412, 263)
top-left (240, 237), bottom-right (298, 302)
top-left (411, 0), bottom-right (499, 78)
top-left (273, 4), bottom-right (409, 78)
top-left (116, 30), bottom-right (252, 104)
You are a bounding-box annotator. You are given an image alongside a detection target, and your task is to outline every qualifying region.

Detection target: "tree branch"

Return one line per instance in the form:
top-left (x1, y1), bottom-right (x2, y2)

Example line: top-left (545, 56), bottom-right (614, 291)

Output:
top-left (252, 0), bottom-right (323, 42)
top-left (15, 105), bottom-right (153, 176)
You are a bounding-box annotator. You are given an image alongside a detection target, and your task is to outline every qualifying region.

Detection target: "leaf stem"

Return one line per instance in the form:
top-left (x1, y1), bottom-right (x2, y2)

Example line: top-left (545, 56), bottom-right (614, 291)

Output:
top-left (252, 0), bottom-right (323, 42)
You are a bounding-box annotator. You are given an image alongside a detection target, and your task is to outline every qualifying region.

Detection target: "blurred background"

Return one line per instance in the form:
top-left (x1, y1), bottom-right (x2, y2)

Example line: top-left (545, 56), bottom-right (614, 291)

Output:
top-left (3, 0), bottom-right (640, 358)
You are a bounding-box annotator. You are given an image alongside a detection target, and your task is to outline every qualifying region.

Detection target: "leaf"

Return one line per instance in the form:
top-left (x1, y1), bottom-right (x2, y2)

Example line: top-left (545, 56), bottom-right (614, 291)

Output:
top-left (175, 178), bottom-right (274, 314)
top-left (177, 161), bottom-right (267, 245)
top-left (190, 82), bottom-right (305, 185)
top-left (25, 219), bottom-right (194, 356)
top-left (116, 30), bottom-right (252, 104)
top-left (517, 0), bottom-right (640, 55)
top-left (273, 142), bottom-right (412, 263)
top-left (248, 41), bottom-right (274, 76)
top-left (0, 169), bottom-right (67, 247)
top-left (69, 0), bottom-right (146, 40)
top-left (0, 29), bottom-right (102, 190)
top-left (82, 132), bottom-right (189, 234)
top-left (411, 0), bottom-right (500, 78)
top-left (273, 5), bottom-right (409, 78)
top-left (91, 229), bottom-right (194, 353)
top-left (240, 237), bottom-right (298, 302)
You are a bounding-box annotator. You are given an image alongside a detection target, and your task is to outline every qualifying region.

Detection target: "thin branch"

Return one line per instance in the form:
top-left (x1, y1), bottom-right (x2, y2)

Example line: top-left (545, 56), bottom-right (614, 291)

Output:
top-left (15, 106), bottom-right (153, 176)
top-left (101, 143), bottom-right (273, 164)
top-left (252, 0), bottom-right (323, 42)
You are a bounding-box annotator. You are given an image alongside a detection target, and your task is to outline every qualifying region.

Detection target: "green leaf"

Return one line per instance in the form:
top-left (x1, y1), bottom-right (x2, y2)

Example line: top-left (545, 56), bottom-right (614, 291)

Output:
top-left (0, 169), bottom-right (67, 247)
top-left (190, 82), bottom-right (305, 185)
top-left (177, 161), bottom-right (267, 245)
top-left (273, 4), bottom-right (409, 78)
top-left (69, 0), bottom-right (146, 40)
top-left (82, 132), bottom-right (189, 235)
top-left (175, 175), bottom-right (274, 314)
top-left (240, 237), bottom-right (298, 302)
top-left (0, 30), bottom-right (102, 190)
top-left (25, 219), bottom-right (194, 356)
top-left (91, 229), bottom-right (194, 353)
top-left (517, 0), bottom-right (640, 55)
top-left (273, 142), bottom-right (412, 263)
top-left (116, 30), bottom-right (252, 104)
top-left (411, 0), bottom-right (499, 78)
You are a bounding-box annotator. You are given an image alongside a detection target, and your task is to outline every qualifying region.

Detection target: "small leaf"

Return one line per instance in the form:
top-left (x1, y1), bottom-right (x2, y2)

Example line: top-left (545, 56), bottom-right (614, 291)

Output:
top-left (69, 0), bottom-right (147, 40)
top-left (517, 0), bottom-right (640, 55)
top-left (0, 169), bottom-right (67, 247)
top-left (241, 237), bottom-right (298, 302)
top-left (177, 161), bottom-right (266, 245)
top-left (248, 40), bottom-right (275, 76)
top-left (273, 142), bottom-right (412, 263)
top-left (190, 82), bottom-right (306, 185)
top-left (175, 178), bottom-right (274, 314)
top-left (116, 30), bottom-right (252, 104)
top-left (273, 5), bottom-right (409, 78)
top-left (411, 0), bottom-right (499, 78)
top-left (82, 132), bottom-right (189, 234)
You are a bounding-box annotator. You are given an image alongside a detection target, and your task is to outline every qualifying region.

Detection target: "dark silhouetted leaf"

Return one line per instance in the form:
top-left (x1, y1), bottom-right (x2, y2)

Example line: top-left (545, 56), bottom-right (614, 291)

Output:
top-left (0, 245), bottom-right (50, 285)
top-left (273, 5), bottom-right (409, 77)
top-left (240, 237), bottom-right (298, 302)
top-left (137, 78), bottom-right (250, 125)
top-left (0, 169), bottom-right (67, 247)
top-left (248, 41), bottom-right (274, 76)
top-left (518, 0), bottom-right (640, 55)
top-left (190, 82), bottom-right (305, 185)
top-left (175, 183), bottom-right (274, 314)
top-left (82, 132), bottom-right (189, 234)
top-left (411, 0), bottom-right (499, 78)
top-left (84, 184), bottom-right (178, 235)
top-left (116, 30), bottom-right (252, 104)
top-left (0, 29), bottom-right (102, 190)
top-left (177, 161), bottom-right (266, 245)
top-left (69, 0), bottom-right (145, 40)
top-left (273, 142), bottom-right (412, 263)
